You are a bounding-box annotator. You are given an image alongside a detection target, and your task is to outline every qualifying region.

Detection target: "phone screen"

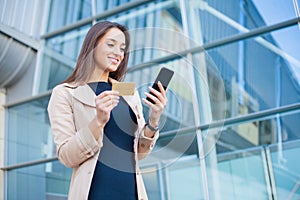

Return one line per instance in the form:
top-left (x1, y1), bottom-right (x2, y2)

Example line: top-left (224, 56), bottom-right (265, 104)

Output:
top-left (146, 67), bottom-right (174, 104)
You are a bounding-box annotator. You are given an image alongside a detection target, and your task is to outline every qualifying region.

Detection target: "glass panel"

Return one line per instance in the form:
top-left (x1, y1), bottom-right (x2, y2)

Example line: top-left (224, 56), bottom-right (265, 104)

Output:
top-left (165, 156), bottom-right (203, 200)
top-left (47, 0), bottom-right (92, 32)
top-left (40, 24), bottom-right (90, 92)
top-left (202, 110), bottom-right (300, 200)
top-left (252, 0), bottom-right (298, 25)
top-left (214, 111), bottom-right (300, 154)
top-left (269, 141), bottom-right (300, 200)
top-left (194, 27), bottom-right (300, 121)
top-left (6, 96), bottom-right (54, 165)
top-left (7, 161), bottom-right (71, 200)
top-left (95, 0), bottom-right (133, 14)
top-left (216, 148), bottom-right (269, 200)
top-left (185, 0), bottom-right (298, 44)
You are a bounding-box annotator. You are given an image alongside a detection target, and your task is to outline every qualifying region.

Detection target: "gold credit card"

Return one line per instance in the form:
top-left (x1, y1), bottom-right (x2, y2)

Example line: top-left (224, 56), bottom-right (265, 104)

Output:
top-left (112, 82), bottom-right (135, 96)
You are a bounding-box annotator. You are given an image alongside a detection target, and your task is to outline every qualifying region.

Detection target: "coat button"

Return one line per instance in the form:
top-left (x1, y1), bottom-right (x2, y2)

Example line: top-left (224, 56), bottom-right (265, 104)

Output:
top-left (140, 143), bottom-right (145, 148)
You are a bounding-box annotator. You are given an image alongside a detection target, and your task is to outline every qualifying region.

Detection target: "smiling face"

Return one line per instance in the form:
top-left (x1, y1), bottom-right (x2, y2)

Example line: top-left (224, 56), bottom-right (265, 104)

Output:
top-left (94, 27), bottom-right (126, 74)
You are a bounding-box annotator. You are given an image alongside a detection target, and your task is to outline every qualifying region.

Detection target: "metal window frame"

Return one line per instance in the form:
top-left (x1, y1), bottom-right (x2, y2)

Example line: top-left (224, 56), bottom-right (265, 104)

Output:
top-left (40, 0), bottom-right (154, 39)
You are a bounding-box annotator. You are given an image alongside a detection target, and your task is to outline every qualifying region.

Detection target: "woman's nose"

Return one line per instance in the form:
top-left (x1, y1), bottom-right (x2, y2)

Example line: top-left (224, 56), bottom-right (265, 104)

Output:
top-left (113, 46), bottom-right (123, 55)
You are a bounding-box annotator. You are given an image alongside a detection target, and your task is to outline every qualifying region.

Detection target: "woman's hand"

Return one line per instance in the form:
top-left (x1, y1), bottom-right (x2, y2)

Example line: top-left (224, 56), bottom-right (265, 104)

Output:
top-left (143, 81), bottom-right (168, 127)
top-left (95, 90), bottom-right (120, 128)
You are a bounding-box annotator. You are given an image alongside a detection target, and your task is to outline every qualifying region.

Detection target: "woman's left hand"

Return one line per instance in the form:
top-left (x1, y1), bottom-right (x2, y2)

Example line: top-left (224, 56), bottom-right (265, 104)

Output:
top-left (143, 81), bottom-right (168, 127)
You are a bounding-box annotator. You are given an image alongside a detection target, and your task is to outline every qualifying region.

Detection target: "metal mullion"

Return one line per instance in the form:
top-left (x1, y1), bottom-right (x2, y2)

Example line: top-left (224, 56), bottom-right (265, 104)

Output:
top-left (264, 146), bottom-right (278, 200)
top-left (3, 90), bottom-right (52, 108)
top-left (0, 157), bottom-right (58, 171)
top-left (0, 24), bottom-right (40, 50)
top-left (160, 102), bottom-right (300, 138)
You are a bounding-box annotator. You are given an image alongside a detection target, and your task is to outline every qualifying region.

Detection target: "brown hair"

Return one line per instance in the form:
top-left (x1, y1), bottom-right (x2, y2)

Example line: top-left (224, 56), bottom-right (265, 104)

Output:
top-left (63, 21), bottom-right (130, 84)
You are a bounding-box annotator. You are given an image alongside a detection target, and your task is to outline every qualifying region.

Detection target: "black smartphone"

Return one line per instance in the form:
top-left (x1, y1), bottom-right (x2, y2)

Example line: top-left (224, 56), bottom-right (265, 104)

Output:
top-left (146, 67), bottom-right (174, 104)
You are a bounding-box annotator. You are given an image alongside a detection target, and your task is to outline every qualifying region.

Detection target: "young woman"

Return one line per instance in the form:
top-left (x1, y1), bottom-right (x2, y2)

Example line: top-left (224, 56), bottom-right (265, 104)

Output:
top-left (47, 21), bottom-right (168, 200)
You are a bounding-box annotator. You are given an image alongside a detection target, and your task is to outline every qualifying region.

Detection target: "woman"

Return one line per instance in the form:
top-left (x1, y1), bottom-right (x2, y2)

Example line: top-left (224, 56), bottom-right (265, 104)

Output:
top-left (47, 21), bottom-right (167, 200)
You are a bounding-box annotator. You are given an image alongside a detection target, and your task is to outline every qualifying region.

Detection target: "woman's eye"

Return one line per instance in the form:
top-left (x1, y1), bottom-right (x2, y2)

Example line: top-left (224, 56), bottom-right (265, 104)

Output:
top-left (120, 48), bottom-right (125, 52)
top-left (107, 43), bottom-right (114, 47)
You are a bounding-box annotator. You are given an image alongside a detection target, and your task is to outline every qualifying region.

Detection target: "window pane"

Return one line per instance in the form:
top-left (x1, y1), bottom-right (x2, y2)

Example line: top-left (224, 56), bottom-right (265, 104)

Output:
top-left (204, 111), bottom-right (300, 199)
top-left (7, 161), bottom-right (71, 200)
top-left (6, 96), bottom-right (54, 165)
top-left (185, 0), bottom-right (298, 44)
top-left (269, 141), bottom-right (300, 199)
top-left (195, 26), bottom-right (300, 122)
top-left (47, 0), bottom-right (92, 32)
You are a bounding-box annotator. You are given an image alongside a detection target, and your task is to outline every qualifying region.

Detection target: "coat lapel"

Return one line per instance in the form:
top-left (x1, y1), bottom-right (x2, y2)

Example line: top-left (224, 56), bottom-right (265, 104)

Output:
top-left (69, 84), bottom-right (96, 107)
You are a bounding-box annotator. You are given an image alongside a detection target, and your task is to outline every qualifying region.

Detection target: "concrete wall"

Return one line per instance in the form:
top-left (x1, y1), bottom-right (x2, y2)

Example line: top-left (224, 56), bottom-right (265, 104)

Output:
top-left (0, 91), bottom-right (5, 199)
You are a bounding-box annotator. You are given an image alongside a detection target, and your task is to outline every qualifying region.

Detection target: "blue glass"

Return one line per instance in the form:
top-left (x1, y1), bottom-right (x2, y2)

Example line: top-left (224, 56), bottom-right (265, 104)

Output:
top-left (7, 161), bottom-right (72, 199)
top-left (6, 96), bottom-right (52, 165)
top-left (217, 149), bottom-right (269, 200)
top-left (269, 141), bottom-right (300, 199)
top-left (47, 0), bottom-right (92, 32)
top-left (167, 157), bottom-right (203, 200)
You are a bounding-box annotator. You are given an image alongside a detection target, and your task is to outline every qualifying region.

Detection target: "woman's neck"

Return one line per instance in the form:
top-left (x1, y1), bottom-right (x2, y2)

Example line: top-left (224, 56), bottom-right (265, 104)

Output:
top-left (88, 68), bottom-right (109, 83)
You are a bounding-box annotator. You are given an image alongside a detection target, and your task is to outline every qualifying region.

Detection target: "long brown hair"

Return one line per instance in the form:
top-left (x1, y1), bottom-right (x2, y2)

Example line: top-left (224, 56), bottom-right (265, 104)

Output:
top-left (63, 21), bottom-right (130, 84)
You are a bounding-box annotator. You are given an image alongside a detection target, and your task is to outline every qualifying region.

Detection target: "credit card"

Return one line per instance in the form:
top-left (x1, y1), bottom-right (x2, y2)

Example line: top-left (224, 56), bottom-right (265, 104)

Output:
top-left (112, 82), bottom-right (135, 96)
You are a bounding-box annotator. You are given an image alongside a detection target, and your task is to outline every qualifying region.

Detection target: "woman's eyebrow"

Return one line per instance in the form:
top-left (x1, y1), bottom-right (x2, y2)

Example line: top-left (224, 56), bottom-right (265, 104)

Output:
top-left (106, 38), bottom-right (125, 46)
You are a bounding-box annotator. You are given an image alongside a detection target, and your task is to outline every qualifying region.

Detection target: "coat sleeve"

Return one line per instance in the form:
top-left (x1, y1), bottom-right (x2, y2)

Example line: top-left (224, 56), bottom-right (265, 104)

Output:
top-left (134, 90), bottom-right (159, 160)
top-left (47, 85), bottom-right (102, 168)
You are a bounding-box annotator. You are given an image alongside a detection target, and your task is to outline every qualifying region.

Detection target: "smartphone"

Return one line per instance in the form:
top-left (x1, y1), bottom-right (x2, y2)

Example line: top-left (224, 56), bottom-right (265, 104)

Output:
top-left (146, 67), bottom-right (174, 104)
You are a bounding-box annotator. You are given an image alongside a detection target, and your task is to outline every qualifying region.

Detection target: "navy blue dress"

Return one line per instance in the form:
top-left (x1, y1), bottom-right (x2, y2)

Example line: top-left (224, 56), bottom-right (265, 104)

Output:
top-left (88, 82), bottom-right (138, 200)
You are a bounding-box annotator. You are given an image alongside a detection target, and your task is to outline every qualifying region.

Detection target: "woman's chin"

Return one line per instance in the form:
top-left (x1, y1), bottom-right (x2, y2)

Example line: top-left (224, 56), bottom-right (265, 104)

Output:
top-left (106, 65), bottom-right (119, 72)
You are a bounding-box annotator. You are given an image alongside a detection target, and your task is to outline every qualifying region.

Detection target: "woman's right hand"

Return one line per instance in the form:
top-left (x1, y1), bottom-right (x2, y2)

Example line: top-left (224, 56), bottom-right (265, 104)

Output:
top-left (95, 90), bottom-right (120, 128)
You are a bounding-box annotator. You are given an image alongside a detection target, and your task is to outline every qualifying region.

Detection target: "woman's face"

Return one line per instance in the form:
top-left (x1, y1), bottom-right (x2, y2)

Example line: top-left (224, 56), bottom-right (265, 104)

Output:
top-left (94, 27), bottom-right (126, 73)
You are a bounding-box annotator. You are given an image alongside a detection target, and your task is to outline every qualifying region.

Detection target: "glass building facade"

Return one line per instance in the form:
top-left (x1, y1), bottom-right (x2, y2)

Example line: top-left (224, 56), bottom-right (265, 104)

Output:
top-left (1, 0), bottom-right (300, 199)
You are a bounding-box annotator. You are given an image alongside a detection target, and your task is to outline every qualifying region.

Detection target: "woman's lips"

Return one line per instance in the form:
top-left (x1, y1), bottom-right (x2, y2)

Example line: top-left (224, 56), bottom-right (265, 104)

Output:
top-left (109, 57), bottom-right (119, 64)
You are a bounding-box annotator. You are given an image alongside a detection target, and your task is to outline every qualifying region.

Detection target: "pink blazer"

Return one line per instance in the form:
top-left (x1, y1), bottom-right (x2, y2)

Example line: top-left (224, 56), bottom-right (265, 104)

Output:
top-left (47, 78), bottom-right (159, 200)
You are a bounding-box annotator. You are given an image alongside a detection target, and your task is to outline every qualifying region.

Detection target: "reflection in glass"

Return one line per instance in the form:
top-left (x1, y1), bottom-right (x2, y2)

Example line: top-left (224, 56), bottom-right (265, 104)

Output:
top-left (7, 161), bottom-right (71, 199)
top-left (47, 0), bottom-right (92, 32)
top-left (216, 148), bottom-right (269, 200)
top-left (269, 141), bottom-right (300, 200)
top-left (6, 96), bottom-right (54, 165)
top-left (202, 33), bottom-right (300, 121)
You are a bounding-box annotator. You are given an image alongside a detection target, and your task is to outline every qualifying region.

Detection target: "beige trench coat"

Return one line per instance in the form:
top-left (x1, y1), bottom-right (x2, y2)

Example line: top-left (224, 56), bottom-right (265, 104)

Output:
top-left (47, 78), bottom-right (159, 200)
